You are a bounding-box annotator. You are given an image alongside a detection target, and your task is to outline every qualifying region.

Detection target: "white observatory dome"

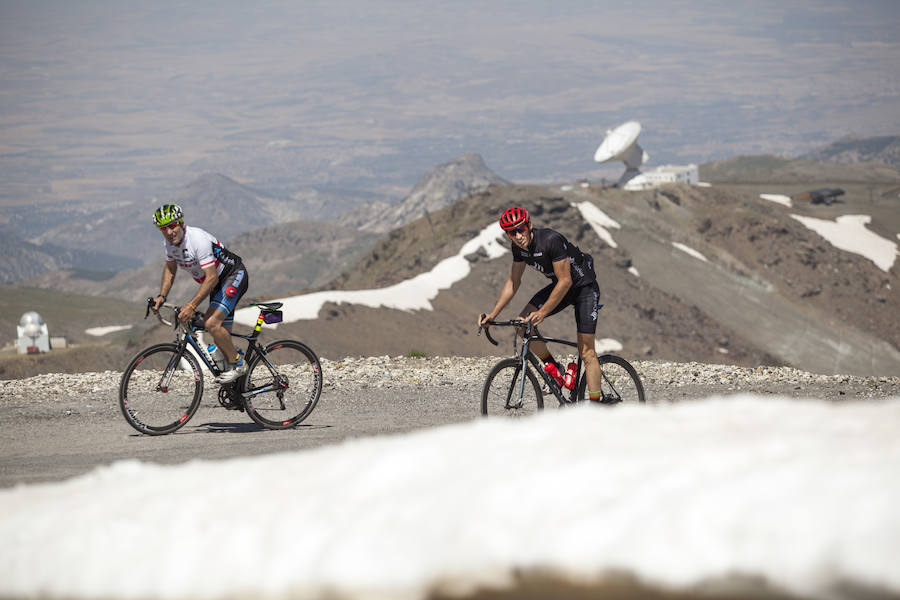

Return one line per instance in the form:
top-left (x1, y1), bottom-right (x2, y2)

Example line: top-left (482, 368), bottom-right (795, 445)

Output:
top-left (19, 311), bottom-right (45, 338)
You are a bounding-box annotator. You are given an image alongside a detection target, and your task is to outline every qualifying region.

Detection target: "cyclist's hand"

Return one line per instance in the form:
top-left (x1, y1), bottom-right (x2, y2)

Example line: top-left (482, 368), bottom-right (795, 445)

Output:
top-left (151, 295), bottom-right (165, 313)
top-left (478, 313), bottom-right (493, 329)
top-left (178, 303), bottom-right (196, 324)
top-left (523, 310), bottom-right (545, 326)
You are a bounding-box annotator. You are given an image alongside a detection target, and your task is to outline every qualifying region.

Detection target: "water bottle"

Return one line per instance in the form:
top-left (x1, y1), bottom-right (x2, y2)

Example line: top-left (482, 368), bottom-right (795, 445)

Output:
top-left (543, 362), bottom-right (564, 386)
top-left (207, 344), bottom-right (225, 371)
top-left (563, 362), bottom-right (577, 390)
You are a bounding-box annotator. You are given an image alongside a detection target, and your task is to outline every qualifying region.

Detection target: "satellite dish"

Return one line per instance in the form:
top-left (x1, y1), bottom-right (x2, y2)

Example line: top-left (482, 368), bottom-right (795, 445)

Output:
top-left (594, 120), bottom-right (649, 187)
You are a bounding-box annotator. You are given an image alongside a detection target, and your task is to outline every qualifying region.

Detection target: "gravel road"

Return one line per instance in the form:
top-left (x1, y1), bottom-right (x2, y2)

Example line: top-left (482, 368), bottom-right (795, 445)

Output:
top-left (2, 356), bottom-right (899, 489)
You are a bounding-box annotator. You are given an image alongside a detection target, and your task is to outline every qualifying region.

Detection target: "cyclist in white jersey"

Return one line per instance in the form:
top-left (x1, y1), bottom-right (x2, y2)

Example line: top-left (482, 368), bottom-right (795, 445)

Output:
top-left (150, 204), bottom-right (250, 384)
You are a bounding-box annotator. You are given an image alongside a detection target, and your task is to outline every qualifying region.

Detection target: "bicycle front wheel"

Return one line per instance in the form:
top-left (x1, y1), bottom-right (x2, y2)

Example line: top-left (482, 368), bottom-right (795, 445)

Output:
top-left (481, 358), bottom-right (544, 417)
top-left (119, 343), bottom-right (204, 435)
top-left (577, 354), bottom-right (645, 404)
top-left (243, 339), bottom-right (323, 429)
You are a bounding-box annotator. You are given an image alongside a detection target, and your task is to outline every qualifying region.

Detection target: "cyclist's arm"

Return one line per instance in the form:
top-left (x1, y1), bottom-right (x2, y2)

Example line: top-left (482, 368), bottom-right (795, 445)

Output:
top-left (153, 262), bottom-right (177, 312)
top-left (482, 261), bottom-right (526, 326)
top-left (523, 258), bottom-right (571, 325)
top-left (178, 265), bottom-right (219, 323)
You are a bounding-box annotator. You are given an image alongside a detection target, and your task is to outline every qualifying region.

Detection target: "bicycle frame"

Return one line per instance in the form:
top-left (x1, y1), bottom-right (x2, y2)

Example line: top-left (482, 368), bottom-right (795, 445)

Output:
top-left (483, 319), bottom-right (584, 406)
top-left (149, 300), bottom-right (282, 397)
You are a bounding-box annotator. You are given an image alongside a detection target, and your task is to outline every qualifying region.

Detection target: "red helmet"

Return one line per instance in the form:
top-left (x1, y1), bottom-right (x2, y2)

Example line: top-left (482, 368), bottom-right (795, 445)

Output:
top-left (499, 206), bottom-right (529, 231)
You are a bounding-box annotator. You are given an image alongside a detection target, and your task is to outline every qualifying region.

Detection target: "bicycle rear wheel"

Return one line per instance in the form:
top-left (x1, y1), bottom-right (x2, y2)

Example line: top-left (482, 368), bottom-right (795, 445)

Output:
top-left (119, 343), bottom-right (204, 435)
top-left (243, 339), bottom-right (323, 429)
top-left (481, 358), bottom-right (544, 417)
top-left (577, 354), bottom-right (645, 404)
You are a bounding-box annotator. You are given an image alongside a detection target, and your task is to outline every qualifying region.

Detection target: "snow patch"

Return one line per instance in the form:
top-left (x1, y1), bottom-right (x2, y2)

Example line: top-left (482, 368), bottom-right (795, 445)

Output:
top-left (574, 201), bottom-right (620, 248)
top-left (791, 214), bottom-right (898, 272)
top-left (760, 193), bottom-right (792, 207)
top-left (672, 242), bottom-right (709, 262)
top-left (84, 325), bottom-right (132, 337)
top-left (234, 222), bottom-right (510, 326)
top-left (595, 338), bottom-right (623, 354)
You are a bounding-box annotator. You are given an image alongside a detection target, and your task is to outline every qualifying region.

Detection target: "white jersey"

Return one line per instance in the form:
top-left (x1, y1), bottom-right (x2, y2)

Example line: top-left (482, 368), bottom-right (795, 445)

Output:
top-left (164, 226), bottom-right (230, 283)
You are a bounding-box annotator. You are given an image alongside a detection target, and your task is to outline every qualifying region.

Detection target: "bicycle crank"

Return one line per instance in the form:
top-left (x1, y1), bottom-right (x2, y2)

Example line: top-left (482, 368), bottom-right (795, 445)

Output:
top-left (217, 385), bottom-right (244, 411)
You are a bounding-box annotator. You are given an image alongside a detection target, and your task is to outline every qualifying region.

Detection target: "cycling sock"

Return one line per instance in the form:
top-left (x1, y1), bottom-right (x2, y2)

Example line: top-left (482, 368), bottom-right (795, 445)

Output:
top-left (538, 350), bottom-right (555, 365)
top-left (589, 390), bottom-right (603, 401)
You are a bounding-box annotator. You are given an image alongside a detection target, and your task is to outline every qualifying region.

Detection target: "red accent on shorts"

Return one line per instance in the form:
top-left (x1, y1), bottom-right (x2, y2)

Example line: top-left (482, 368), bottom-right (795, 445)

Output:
top-left (225, 286), bottom-right (237, 297)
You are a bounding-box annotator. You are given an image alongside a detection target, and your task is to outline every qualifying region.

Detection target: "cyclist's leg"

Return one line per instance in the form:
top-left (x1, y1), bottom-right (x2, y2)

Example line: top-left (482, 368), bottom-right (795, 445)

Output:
top-left (207, 266), bottom-right (249, 363)
top-left (204, 307), bottom-right (232, 353)
top-left (523, 284), bottom-right (574, 361)
top-left (574, 283), bottom-right (603, 399)
top-left (519, 283), bottom-right (575, 367)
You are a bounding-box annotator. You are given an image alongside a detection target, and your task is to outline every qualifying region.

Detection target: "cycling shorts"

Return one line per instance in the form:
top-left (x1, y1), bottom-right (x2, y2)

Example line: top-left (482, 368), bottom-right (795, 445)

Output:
top-left (209, 264), bottom-right (248, 328)
top-left (527, 281), bottom-right (600, 335)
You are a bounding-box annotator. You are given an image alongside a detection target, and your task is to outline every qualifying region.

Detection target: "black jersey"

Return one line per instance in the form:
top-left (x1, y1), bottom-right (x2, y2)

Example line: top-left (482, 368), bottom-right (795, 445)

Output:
top-left (511, 228), bottom-right (596, 288)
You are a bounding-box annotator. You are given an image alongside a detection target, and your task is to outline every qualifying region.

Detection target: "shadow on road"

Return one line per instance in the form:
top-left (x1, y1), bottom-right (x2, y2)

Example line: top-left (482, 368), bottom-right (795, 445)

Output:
top-left (198, 422), bottom-right (334, 434)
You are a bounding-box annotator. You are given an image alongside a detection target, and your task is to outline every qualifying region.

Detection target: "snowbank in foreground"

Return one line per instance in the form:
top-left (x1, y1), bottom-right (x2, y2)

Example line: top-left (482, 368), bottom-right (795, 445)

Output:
top-left (1, 395), bottom-right (898, 600)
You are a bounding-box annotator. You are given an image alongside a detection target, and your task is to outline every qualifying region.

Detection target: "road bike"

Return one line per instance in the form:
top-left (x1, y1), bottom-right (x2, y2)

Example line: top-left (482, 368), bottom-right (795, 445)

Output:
top-left (478, 312), bottom-right (645, 417)
top-left (118, 298), bottom-right (323, 435)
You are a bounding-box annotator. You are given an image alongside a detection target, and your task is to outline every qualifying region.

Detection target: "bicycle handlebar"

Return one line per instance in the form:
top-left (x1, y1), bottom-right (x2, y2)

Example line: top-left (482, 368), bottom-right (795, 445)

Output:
top-left (144, 297), bottom-right (204, 331)
top-left (478, 313), bottom-right (534, 346)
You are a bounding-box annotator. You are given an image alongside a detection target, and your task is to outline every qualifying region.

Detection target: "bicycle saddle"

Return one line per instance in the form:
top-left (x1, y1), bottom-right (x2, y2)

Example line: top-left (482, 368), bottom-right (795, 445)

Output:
top-left (254, 301), bottom-right (284, 312)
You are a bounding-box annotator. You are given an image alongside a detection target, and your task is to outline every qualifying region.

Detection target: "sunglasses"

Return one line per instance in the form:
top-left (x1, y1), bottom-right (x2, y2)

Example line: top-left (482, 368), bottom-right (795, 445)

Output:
top-left (158, 221), bottom-right (181, 232)
top-left (504, 224), bottom-right (529, 235)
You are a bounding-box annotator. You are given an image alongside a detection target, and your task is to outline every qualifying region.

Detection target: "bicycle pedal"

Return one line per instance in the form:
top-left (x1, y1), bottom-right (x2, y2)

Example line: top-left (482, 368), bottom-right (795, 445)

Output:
top-left (591, 395), bottom-right (622, 405)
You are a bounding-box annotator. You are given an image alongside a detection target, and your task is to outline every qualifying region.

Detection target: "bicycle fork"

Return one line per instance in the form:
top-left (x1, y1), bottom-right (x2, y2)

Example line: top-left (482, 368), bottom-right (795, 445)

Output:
top-left (505, 358), bottom-right (528, 410)
top-left (158, 339), bottom-right (193, 393)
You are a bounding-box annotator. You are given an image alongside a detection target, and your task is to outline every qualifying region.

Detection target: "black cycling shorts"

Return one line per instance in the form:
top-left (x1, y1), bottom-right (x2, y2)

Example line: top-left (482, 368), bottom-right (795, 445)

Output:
top-left (209, 264), bottom-right (249, 327)
top-left (527, 281), bottom-right (600, 334)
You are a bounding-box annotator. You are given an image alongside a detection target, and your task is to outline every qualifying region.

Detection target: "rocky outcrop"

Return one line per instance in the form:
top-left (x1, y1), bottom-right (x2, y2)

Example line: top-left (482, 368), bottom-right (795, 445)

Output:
top-left (356, 153), bottom-right (509, 233)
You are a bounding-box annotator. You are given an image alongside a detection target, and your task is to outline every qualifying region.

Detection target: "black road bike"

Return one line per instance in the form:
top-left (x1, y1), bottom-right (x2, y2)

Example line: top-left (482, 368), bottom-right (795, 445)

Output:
top-left (479, 311), bottom-right (645, 417)
top-left (118, 299), bottom-right (323, 435)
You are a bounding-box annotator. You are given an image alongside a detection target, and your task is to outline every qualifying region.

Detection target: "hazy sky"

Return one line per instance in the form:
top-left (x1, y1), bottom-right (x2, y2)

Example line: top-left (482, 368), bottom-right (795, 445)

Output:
top-left (0, 0), bottom-right (898, 205)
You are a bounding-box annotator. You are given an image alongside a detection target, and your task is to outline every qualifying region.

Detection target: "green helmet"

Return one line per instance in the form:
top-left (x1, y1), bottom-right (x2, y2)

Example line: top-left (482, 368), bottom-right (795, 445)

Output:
top-left (152, 204), bottom-right (184, 227)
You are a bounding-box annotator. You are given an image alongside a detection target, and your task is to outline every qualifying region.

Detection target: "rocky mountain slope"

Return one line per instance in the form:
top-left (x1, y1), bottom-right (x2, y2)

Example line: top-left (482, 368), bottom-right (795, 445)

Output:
top-left (339, 153), bottom-right (509, 233)
top-left (4, 153), bottom-right (899, 378)
top-left (8, 152), bottom-right (508, 303)
top-left (18, 173), bottom-right (382, 273)
top-left (277, 178), bottom-right (898, 376)
top-left (802, 135), bottom-right (900, 169)
top-left (18, 218), bottom-right (380, 302)
top-left (0, 234), bottom-right (139, 284)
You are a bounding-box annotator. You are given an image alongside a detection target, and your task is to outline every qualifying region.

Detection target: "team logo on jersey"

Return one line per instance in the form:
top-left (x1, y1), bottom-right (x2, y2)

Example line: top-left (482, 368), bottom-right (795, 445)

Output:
top-left (226, 286), bottom-right (237, 297)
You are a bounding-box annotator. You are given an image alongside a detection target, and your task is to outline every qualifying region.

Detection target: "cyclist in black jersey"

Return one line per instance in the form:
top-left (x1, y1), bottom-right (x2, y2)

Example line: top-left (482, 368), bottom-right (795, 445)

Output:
top-left (479, 206), bottom-right (606, 402)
